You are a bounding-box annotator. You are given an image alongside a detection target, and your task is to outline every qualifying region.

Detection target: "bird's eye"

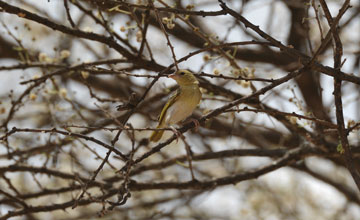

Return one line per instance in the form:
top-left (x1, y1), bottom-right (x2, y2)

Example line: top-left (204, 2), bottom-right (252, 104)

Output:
top-left (180, 71), bottom-right (185, 75)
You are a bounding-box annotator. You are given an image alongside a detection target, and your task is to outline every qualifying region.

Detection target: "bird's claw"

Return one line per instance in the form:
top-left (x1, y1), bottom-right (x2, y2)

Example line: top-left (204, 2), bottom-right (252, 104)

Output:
top-left (191, 119), bottom-right (200, 131)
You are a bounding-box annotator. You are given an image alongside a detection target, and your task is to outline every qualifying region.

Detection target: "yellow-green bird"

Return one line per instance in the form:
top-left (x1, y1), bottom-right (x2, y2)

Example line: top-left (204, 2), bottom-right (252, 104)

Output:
top-left (150, 70), bottom-right (202, 142)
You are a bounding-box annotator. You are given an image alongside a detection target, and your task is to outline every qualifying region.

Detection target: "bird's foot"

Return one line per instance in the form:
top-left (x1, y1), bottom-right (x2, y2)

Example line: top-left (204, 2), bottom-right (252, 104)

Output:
top-left (189, 118), bottom-right (200, 131)
top-left (169, 126), bottom-right (182, 143)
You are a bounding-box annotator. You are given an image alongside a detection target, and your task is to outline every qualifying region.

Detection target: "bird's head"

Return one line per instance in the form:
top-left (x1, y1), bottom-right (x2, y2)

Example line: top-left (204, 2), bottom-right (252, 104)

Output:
top-left (168, 70), bottom-right (199, 86)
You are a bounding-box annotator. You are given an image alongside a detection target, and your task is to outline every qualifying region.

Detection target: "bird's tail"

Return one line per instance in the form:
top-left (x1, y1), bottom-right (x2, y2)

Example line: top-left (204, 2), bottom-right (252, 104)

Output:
top-left (149, 128), bottom-right (164, 142)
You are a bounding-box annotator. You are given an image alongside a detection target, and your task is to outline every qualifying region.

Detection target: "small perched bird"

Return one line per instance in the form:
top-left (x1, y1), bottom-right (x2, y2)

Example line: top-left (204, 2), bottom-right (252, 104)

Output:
top-left (150, 69), bottom-right (202, 142)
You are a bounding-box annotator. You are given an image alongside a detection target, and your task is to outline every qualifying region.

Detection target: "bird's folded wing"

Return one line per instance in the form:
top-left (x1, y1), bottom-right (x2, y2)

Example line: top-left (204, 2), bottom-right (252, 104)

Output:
top-left (158, 88), bottom-right (181, 126)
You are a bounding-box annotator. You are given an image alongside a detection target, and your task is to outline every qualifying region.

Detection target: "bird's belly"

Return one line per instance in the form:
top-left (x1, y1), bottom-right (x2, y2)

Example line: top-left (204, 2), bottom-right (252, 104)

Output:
top-left (165, 99), bottom-right (198, 125)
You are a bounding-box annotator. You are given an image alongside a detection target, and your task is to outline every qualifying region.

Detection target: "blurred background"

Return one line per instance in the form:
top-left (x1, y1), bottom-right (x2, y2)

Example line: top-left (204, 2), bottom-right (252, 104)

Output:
top-left (0, 0), bottom-right (360, 219)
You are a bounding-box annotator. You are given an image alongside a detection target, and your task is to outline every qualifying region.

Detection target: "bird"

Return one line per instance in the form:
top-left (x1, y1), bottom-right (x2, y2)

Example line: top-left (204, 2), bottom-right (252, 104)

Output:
top-left (150, 69), bottom-right (202, 142)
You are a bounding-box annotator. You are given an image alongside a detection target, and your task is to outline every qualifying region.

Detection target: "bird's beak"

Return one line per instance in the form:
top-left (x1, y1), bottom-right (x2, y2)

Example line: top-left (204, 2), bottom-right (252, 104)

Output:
top-left (168, 74), bottom-right (177, 79)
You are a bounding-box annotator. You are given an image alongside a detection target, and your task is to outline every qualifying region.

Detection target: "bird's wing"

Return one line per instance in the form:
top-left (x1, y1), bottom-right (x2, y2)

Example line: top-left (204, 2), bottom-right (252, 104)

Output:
top-left (158, 88), bottom-right (181, 126)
